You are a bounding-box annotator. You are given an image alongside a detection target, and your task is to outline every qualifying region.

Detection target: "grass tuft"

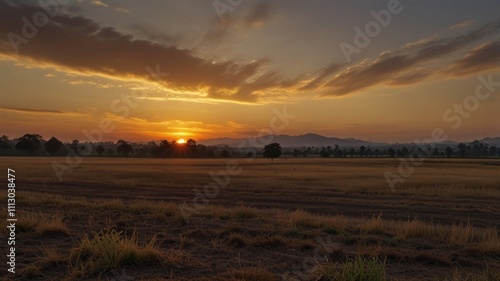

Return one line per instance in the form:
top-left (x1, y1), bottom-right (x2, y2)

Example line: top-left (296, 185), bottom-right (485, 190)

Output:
top-left (309, 256), bottom-right (387, 281)
top-left (70, 229), bottom-right (162, 276)
top-left (36, 213), bottom-right (70, 236)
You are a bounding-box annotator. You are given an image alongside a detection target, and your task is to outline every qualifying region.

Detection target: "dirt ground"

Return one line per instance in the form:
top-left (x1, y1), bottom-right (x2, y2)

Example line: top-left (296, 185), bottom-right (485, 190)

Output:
top-left (1, 157), bottom-right (499, 280)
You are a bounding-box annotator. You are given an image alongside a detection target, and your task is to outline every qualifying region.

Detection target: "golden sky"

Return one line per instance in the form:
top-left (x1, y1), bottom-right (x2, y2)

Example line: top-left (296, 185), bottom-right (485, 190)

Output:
top-left (0, 0), bottom-right (499, 143)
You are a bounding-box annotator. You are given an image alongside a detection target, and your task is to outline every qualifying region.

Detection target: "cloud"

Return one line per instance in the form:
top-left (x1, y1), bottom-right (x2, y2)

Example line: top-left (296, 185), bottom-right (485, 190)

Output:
top-left (0, 1), bottom-right (295, 103)
top-left (244, 1), bottom-right (273, 28)
top-left (387, 69), bottom-right (435, 86)
top-left (0, 107), bottom-right (77, 115)
top-left (445, 40), bottom-right (500, 76)
top-left (198, 1), bottom-right (274, 47)
top-left (115, 7), bottom-right (130, 14)
top-left (318, 20), bottom-right (500, 97)
top-left (89, 0), bottom-right (108, 8)
top-left (300, 63), bottom-right (343, 90)
top-left (449, 19), bottom-right (476, 30)
top-left (401, 35), bottom-right (437, 51)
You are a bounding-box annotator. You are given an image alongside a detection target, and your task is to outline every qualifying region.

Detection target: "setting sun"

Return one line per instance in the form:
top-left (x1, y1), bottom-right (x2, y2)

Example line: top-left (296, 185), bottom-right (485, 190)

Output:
top-left (177, 139), bottom-right (186, 144)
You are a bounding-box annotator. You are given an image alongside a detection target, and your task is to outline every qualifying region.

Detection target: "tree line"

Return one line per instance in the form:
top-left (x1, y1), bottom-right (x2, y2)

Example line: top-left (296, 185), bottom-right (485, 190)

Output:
top-left (0, 134), bottom-right (499, 159)
top-left (286, 141), bottom-right (500, 158)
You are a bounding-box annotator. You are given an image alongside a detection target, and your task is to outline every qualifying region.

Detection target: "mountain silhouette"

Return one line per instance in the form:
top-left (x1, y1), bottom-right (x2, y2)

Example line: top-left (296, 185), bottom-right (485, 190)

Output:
top-left (199, 133), bottom-right (387, 147)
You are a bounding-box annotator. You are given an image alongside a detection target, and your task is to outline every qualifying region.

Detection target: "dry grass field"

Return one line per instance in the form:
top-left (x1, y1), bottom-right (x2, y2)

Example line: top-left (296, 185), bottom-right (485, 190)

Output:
top-left (1, 157), bottom-right (499, 280)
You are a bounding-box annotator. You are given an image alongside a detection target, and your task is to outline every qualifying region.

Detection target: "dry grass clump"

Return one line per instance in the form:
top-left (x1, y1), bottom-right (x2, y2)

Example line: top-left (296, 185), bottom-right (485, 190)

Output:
top-left (17, 211), bottom-right (70, 235)
top-left (393, 219), bottom-right (500, 252)
top-left (392, 218), bottom-right (446, 240)
top-left (36, 213), bottom-right (70, 236)
top-left (226, 233), bottom-right (248, 247)
top-left (445, 266), bottom-right (500, 281)
top-left (308, 256), bottom-right (387, 281)
top-left (17, 212), bottom-right (39, 232)
top-left (38, 246), bottom-right (65, 268)
top-left (70, 229), bottom-right (162, 277)
top-left (97, 198), bottom-right (125, 210)
top-left (22, 264), bottom-right (42, 279)
top-left (358, 214), bottom-right (386, 235)
top-left (232, 205), bottom-right (258, 221)
top-left (17, 191), bottom-right (90, 207)
top-left (275, 209), bottom-right (349, 231)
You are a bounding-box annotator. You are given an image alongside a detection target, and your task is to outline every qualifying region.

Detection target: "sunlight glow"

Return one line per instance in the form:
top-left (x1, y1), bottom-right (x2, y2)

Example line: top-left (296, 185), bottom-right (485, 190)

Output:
top-left (177, 138), bottom-right (186, 144)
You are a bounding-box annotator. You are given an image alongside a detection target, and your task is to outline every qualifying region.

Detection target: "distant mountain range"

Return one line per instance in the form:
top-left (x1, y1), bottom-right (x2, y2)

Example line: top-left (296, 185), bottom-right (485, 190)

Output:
top-left (199, 133), bottom-right (386, 148)
top-left (480, 137), bottom-right (500, 145)
top-left (199, 133), bottom-right (500, 148)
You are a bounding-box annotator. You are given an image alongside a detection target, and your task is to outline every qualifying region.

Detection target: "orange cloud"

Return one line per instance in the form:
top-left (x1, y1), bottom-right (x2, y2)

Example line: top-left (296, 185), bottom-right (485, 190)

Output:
top-left (317, 20), bottom-right (500, 96)
top-left (0, 1), bottom-right (297, 103)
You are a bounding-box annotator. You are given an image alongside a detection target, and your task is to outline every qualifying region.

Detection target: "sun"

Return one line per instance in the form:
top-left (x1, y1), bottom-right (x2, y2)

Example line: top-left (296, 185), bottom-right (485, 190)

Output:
top-left (177, 138), bottom-right (186, 144)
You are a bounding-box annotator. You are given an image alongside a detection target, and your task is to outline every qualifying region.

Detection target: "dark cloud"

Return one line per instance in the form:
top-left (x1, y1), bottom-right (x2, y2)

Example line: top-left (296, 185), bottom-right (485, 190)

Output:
top-left (323, 55), bottom-right (413, 96)
top-left (0, 107), bottom-right (65, 114)
top-left (300, 63), bottom-right (343, 91)
top-left (388, 70), bottom-right (435, 86)
top-left (445, 40), bottom-right (500, 76)
top-left (0, 1), bottom-right (288, 103)
top-left (320, 20), bottom-right (500, 96)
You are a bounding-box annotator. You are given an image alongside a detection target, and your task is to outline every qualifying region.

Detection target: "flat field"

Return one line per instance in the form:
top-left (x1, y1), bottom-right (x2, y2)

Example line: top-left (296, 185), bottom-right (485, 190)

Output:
top-left (0, 157), bottom-right (499, 280)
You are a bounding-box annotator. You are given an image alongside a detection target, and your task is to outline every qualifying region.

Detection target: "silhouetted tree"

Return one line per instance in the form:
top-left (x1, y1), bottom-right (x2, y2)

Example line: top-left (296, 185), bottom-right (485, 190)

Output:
top-left (80, 144), bottom-right (89, 155)
top-left (293, 149), bottom-right (300, 157)
top-left (333, 145), bottom-right (342, 158)
top-left (44, 137), bottom-right (63, 156)
top-left (388, 148), bottom-right (396, 158)
top-left (359, 145), bottom-right (366, 157)
top-left (263, 143), bottom-right (282, 162)
top-left (186, 139), bottom-right (199, 157)
top-left (116, 141), bottom-right (133, 156)
top-left (457, 143), bottom-right (467, 157)
top-left (106, 148), bottom-right (114, 156)
top-left (15, 134), bottom-right (42, 154)
top-left (96, 145), bottom-right (105, 156)
top-left (320, 147), bottom-right (330, 158)
top-left (246, 151), bottom-right (254, 158)
top-left (489, 146), bottom-right (498, 157)
top-left (207, 150), bottom-right (215, 158)
top-left (0, 141), bottom-right (10, 151)
top-left (150, 140), bottom-right (166, 157)
top-left (0, 138), bottom-right (11, 151)
top-left (220, 150), bottom-right (230, 158)
top-left (401, 147), bottom-right (410, 157)
top-left (445, 147), bottom-right (453, 158)
top-left (431, 147), bottom-right (439, 157)
top-left (70, 139), bottom-right (79, 153)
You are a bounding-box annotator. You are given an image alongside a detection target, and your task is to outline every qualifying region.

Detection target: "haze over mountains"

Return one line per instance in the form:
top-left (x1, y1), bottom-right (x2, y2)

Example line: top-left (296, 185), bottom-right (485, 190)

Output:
top-left (199, 134), bottom-right (500, 148)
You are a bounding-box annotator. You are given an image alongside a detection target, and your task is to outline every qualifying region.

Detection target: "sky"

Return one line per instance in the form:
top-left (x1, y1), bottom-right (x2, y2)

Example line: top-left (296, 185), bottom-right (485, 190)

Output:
top-left (0, 0), bottom-right (499, 143)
